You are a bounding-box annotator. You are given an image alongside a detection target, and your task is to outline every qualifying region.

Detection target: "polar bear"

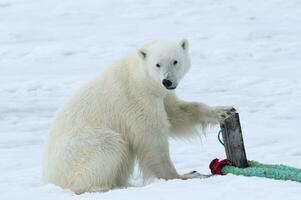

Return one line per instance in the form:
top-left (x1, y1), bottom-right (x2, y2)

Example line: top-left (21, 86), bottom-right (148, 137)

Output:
top-left (43, 39), bottom-right (235, 194)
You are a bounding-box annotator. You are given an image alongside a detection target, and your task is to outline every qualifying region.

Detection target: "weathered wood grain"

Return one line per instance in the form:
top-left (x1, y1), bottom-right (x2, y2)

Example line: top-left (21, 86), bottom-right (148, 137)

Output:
top-left (220, 112), bottom-right (248, 168)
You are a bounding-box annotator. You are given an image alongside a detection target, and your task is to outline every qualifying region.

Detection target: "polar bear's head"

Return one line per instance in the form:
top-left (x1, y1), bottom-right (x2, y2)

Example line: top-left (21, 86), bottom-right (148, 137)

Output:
top-left (138, 40), bottom-right (191, 90)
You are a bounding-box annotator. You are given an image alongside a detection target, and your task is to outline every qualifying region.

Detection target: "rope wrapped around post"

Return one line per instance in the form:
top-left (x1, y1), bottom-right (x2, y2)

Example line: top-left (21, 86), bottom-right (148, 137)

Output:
top-left (210, 112), bottom-right (301, 183)
top-left (209, 158), bottom-right (301, 183)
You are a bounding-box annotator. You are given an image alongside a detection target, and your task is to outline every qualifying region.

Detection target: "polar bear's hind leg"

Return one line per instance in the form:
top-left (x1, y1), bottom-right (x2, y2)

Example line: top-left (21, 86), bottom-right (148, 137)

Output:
top-left (65, 128), bottom-right (131, 194)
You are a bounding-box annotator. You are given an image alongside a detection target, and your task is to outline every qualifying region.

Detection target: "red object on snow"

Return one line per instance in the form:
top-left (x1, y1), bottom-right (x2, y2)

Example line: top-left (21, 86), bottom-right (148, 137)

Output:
top-left (209, 158), bottom-right (231, 175)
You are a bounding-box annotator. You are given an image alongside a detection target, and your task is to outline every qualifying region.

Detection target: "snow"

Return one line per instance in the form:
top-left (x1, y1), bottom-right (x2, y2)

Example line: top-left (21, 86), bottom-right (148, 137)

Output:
top-left (1, 0), bottom-right (301, 199)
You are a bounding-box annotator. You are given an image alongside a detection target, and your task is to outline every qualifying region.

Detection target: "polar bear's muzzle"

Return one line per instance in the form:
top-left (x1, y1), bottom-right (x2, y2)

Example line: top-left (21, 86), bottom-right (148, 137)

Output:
top-left (162, 79), bottom-right (177, 90)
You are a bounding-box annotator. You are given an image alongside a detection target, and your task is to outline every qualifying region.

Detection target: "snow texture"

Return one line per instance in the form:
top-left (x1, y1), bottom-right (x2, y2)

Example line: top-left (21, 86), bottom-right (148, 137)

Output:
top-left (1, 0), bottom-right (301, 199)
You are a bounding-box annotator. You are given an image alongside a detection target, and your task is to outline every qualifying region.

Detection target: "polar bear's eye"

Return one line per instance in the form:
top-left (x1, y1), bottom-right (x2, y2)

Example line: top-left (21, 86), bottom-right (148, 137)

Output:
top-left (156, 64), bottom-right (161, 68)
top-left (173, 60), bottom-right (178, 65)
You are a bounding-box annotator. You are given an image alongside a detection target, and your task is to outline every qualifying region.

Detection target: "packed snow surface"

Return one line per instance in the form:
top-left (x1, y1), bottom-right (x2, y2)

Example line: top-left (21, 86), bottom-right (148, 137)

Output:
top-left (1, 0), bottom-right (301, 199)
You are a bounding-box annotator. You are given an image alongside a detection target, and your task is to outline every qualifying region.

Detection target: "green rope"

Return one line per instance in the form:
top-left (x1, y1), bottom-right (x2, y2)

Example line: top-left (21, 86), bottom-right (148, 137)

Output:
top-left (216, 129), bottom-right (301, 183)
top-left (222, 161), bottom-right (301, 183)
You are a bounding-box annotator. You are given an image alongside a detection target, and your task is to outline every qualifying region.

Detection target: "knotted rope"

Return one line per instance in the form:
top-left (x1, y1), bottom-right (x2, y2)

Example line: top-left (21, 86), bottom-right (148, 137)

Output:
top-left (210, 129), bottom-right (301, 183)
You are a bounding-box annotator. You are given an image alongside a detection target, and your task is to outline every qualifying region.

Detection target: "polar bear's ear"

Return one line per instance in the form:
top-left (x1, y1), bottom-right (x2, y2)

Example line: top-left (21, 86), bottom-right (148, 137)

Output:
top-left (138, 49), bottom-right (147, 60)
top-left (180, 39), bottom-right (189, 51)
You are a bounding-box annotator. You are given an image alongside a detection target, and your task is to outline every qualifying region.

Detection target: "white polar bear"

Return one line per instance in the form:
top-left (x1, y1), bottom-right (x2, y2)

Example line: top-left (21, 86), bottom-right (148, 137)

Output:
top-left (43, 39), bottom-right (235, 194)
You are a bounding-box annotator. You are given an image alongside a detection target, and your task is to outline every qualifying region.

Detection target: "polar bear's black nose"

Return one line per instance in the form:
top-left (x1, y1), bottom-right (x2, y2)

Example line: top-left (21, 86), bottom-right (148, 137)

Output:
top-left (162, 79), bottom-right (173, 88)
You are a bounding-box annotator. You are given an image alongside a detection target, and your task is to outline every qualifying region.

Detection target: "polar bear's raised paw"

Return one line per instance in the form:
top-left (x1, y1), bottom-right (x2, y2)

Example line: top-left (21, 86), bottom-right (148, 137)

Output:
top-left (211, 106), bottom-right (236, 122)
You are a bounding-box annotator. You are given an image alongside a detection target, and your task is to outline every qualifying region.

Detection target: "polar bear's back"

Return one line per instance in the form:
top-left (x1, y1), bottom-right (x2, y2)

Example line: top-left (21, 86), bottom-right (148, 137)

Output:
top-left (56, 69), bottom-right (124, 129)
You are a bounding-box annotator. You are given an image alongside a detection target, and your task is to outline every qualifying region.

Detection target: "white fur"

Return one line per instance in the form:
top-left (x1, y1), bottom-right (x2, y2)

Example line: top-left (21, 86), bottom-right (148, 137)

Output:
top-left (43, 40), bottom-right (235, 194)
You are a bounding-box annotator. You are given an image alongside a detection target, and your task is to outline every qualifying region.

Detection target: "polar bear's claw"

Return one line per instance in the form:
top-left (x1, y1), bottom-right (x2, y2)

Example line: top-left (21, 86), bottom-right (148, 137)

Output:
top-left (211, 106), bottom-right (236, 122)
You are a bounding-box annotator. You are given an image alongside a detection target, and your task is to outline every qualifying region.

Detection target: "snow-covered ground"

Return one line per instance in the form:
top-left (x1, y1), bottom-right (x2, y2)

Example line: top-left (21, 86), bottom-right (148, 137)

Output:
top-left (1, 0), bottom-right (301, 199)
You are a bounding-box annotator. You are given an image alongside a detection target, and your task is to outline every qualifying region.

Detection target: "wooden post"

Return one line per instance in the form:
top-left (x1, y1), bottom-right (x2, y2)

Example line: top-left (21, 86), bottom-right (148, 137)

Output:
top-left (220, 112), bottom-right (248, 168)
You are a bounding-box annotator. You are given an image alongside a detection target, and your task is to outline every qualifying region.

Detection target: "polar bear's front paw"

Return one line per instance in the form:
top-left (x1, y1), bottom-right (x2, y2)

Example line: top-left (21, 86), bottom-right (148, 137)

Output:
top-left (211, 106), bottom-right (236, 122)
top-left (180, 171), bottom-right (209, 180)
